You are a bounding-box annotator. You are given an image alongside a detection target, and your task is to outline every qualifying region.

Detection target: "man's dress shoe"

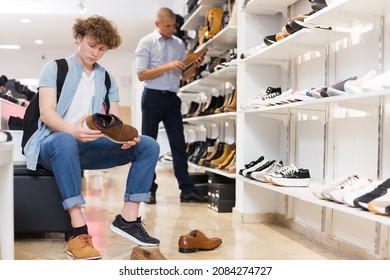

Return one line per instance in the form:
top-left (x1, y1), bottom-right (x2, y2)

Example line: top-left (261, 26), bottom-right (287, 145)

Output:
top-left (130, 246), bottom-right (167, 260)
top-left (178, 230), bottom-right (222, 253)
top-left (180, 191), bottom-right (207, 203)
top-left (145, 191), bottom-right (156, 204)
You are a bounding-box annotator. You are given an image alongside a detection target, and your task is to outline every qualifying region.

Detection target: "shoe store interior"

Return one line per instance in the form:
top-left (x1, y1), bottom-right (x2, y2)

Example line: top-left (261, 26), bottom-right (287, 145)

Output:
top-left (2, 0), bottom-right (390, 263)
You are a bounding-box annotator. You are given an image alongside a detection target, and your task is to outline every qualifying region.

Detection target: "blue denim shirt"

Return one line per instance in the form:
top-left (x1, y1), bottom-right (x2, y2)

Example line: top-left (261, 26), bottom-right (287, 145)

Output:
top-left (135, 30), bottom-right (186, 92)
top-left (24, 54), bottom-right (120, 170)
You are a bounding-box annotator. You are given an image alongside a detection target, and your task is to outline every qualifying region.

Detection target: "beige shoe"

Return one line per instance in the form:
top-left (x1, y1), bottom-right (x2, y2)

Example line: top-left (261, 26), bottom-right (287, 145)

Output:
top-left (130, 247), bottom-right (167, 260)
top-left (183, 47), bottom-right (208, 72)
top-left (67, 234), bottom-right (102, 260)
top-left (205, 7), bottom-right (224, 40)
top-left (85, 113), bottom-right (138, 144)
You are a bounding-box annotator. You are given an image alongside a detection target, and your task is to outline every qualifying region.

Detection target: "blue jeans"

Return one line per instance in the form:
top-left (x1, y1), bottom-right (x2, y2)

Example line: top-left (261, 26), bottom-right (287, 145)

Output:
top-left (38, 132), bottom-right (159, 210)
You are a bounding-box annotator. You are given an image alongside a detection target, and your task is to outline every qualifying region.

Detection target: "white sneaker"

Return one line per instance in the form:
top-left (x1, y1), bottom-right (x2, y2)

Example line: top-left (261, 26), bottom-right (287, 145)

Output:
top-left (361, 70), bottom-right (390, 92)
top-left (240, 87), bottom-right (281, 110)
top-left (312, 175), bottom-right (351, 199)
top-left (250, 161), bottom-right (283, 182)
top-left (251, 89), bottom-right (283, 108)
top-left (241, 157), bottom-right (268, 177)
top-left (262, 89), bottom-right (295, 106)
top-left (344, 69), bottom-right (377, 94)
top-left (269, 164), bottom-right (311, 187)
top-left (264, 164), bottom-right (295, 183)
top-left (329, 178), bottom-right (372, 203)
top-left (320, 175), bottom-right (360, 200)
top-left (342, 180), bottom-right (382, 207)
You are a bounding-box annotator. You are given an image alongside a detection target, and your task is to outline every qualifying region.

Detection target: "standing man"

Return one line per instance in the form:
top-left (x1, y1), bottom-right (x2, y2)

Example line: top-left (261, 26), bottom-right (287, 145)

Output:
top-left (24, 15), bottom-right (160, 260)
top-left (135, 7), bottom-right (206, 204)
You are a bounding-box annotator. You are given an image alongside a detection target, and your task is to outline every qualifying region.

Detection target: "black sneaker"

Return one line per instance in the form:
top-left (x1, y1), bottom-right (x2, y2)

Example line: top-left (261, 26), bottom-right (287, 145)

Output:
top-left (110, 215), bottom-right (160, 246)
top-left (386, 205), bottom-right (390, 215)
top-left (245, 160), bottom-right (276, 178)
top-left (269, 164), bottom-right (311, 187)
top-left (353, 179), bottom-right (390, 210)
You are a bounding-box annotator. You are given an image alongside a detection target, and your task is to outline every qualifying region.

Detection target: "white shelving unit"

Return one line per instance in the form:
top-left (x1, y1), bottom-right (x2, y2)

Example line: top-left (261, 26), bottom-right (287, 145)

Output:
top-left (235, 0), bottom-right (390, 259)
top-left (180, 1), bottom-right (238, 180)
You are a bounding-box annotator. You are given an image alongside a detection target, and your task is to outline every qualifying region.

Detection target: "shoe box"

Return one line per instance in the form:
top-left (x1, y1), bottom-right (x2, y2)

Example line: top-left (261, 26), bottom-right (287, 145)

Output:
top-left (207, 172), bottom-right (236, 212)
top-left (189, 172), bottom-right (209, 197)
top-left (208, 183), bottom-right (235, 200)
top-left (208, 196), bottom-right (235, 213)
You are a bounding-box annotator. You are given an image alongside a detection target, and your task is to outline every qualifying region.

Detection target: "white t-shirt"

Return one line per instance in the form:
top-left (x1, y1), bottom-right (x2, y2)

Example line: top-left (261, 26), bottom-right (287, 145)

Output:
top-left (63, 71), bottom-right (95, 124)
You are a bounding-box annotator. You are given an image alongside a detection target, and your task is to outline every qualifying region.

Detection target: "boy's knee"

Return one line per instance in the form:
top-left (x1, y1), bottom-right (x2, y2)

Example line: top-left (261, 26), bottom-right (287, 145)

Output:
top-left (140, 135), bottom-right (160, 155)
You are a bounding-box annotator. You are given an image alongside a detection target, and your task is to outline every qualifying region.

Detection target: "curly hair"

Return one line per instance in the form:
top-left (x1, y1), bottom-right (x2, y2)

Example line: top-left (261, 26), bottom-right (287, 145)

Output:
top-left (72, 15), bottom-right (122, 49)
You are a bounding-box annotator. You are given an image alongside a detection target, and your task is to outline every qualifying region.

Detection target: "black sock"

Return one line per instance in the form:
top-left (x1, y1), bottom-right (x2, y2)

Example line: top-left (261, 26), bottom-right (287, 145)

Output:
top-left (119, 215), bottom-right (136, 224)
top-left (73, 225), bottom-right (88, 237)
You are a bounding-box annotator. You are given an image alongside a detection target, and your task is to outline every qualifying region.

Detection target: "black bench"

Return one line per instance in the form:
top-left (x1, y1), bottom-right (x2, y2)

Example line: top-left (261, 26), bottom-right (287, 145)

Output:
top-left (14, 165), bottom-right (72, 240)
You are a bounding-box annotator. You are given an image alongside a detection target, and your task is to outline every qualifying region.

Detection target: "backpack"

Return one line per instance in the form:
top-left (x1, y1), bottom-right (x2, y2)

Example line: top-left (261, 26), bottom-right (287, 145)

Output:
top-left (21, 58), bottom-right (111, 154)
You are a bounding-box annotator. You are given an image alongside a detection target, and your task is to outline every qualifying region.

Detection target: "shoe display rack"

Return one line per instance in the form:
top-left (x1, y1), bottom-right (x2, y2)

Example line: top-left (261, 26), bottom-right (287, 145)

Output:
top-left (180, 0), bottom-right (238, 180)
top-left (236, 0), bottom-right (390, 259)
top-left (0, 99), bottom-right (26, 130)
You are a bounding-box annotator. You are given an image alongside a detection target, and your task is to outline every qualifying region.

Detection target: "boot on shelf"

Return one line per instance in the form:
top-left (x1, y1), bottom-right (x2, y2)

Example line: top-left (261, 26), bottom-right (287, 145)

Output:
top-left (214, 92), bottom-right (232, 114)
top-left (205, 7), bottom-right (224, 40)
top-left (224, 89), bottom-right (237, 112)
top-left (210, 143), bottom-right (236, 168)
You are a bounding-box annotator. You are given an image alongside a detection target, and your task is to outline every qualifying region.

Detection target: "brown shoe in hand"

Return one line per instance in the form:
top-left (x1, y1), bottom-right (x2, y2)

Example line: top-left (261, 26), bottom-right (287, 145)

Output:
top-left (85, 113), bottom-right (138, 144)
top-left (183, 47), bottom-right (208, 72)
top-left (130, 246), bottom-right (167, 260)
top-left (178, 230), bottom-right (222, 253)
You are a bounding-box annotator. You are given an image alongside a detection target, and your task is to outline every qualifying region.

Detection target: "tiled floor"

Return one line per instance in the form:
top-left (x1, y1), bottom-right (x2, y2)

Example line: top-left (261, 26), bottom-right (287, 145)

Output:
top-left (14, 162), bottom-right (349, 260)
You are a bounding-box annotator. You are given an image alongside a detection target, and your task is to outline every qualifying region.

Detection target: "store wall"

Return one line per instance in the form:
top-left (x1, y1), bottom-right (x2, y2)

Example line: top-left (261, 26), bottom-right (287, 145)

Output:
top-left (0, 48), bottom-right (143, 126)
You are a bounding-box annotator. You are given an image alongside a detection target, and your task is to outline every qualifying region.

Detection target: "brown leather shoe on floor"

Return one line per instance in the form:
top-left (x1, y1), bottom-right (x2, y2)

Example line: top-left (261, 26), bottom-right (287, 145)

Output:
top-left (130, 246), bottom-right (167, 260)
top-left (85, 113), bottom-right (138, 144)
top-left (178, 230), bottom-right (222, 253)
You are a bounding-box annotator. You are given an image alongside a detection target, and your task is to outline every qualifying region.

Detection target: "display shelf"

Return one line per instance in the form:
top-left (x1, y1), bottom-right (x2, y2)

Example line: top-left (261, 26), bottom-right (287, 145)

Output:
top-left (241, 89), bottom-right (390, 115)
top-left (242, 28), bottom-right (350, 65)
top-left (180, 65), bottom-right (237, 93)
top-left (244, 0), bottom-right (299, 16)
top-left (236, 0), bottom-right (390, 259)
top-left (189, 161), bottom-right (237, 179)
top-left (305, 0), bottom-right (390, 29)
top-left (184, 111), bottom-right (237, 123)
top-left (240, 176), bottom-right (390, 226)
top-left (181, 0), bottom-right (227, 31)
top-left (202, 25), bottom-right (238, 56)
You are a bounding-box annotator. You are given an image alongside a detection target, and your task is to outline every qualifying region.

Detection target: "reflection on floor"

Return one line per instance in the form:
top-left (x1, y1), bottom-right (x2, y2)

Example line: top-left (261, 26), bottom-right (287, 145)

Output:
top-left (14, 162), bottom-right (348, 260)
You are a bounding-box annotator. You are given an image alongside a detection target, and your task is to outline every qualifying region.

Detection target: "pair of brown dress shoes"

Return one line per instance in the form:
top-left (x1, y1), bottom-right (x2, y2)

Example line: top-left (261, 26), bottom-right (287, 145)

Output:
top-left (178, 230), bottom-right (222, 253)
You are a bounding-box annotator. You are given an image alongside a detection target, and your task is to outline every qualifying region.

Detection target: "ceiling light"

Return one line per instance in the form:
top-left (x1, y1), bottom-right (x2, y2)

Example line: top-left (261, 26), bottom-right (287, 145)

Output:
top-left (34, 39), bottom-right (44, 44)
top-left (20, 18), bottom-right (31, 23)
top-left (79, 0), bottom-right (87, 14)
top-left (0, 45), bottom-right (21, 50)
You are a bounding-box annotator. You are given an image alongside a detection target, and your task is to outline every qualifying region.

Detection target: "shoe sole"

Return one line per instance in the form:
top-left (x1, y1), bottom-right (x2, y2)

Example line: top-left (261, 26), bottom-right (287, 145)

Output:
top-left (270, 177), bottom-right (310, 187)
top-left (83, 121), bottom-right (128, 144)
top-left (179, 242), bottom-right (222, 253)
top-left (66, 251), bottom-right (102, 260)
top-left (367, 202), bottom-right (388, 215)
top-left (180, 199), bottom-right (207, 203)
top-left (109, 223), bottom-right (159, 247)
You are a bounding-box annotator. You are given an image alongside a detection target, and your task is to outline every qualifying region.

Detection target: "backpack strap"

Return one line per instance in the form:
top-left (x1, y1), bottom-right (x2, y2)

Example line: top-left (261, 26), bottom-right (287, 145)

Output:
top-left (104, 71), bottom-right (111, 114)
top-left (55, 58), bottom-right (68, 98)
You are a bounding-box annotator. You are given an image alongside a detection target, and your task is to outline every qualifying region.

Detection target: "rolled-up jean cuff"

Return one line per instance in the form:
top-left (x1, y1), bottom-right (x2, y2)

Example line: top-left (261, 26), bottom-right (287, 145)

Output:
top-left (124, 192), bottom-right (150, 202)
top-left (62, 195), bottom-right (86, 210)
